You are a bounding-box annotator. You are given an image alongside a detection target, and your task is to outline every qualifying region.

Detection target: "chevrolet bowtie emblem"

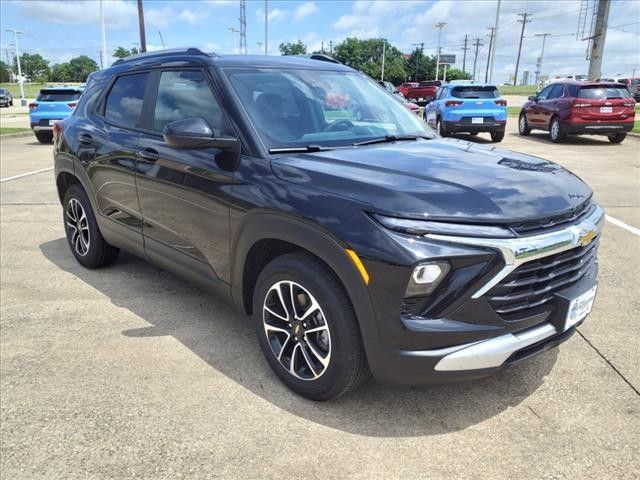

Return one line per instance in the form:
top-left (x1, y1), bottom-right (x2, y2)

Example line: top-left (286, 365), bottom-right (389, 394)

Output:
top-left (578, 229), bottom-right (597, 246)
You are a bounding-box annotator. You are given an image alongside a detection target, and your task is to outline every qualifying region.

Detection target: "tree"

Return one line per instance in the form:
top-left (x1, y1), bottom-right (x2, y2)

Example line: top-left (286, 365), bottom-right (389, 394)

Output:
top-left (112, 46), bottom-right (140, 59)
top-left (279, 40), bottom-right (307, 56)
top-left (442, 67), bottom-right (471, 81)
top-left (49, 63), bottom-right (74, 83)
top-left (405, 48), bottom-right (435, 82)
top-left (14, 53), bottom-right (49, 82)
top-left (68, 56), bottom-right (98, 82)
top-left (0, 61), bottom-right (11, 83)
top-left (333, 38), bottom-right (408, 85)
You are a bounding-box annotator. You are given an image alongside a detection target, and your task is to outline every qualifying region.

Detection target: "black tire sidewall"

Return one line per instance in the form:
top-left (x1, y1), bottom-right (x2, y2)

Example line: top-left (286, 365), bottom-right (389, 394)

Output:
top-left (35, 131), bottom-right (53, 144)
top-left (253, 253), bottom-right (364, 400)
top-left (519, 113), bottom-right (530, 135)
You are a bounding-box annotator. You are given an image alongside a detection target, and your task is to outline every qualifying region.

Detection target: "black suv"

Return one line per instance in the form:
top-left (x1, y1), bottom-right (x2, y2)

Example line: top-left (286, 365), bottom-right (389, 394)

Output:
top-left (54, 49), bottom-right (603, 400)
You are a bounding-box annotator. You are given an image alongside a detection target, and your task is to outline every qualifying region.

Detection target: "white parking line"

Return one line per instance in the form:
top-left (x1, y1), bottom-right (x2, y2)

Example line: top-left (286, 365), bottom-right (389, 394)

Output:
top-left (606, 215), bottom-right (640, 236)
top-left (0, 167), bottom-right (53, 183)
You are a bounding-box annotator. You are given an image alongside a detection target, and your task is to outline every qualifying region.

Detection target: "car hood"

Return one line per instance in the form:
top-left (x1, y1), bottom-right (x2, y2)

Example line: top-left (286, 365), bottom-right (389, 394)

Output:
top-left (270, 138), bottom-right (593, 223)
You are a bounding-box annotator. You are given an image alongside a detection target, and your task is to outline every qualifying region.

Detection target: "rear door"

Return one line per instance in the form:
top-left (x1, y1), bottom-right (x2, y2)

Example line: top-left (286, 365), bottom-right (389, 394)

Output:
top-left (136, 68), bottom-right (235, 284)
top-left (574, 84), bottom-right (635, 122)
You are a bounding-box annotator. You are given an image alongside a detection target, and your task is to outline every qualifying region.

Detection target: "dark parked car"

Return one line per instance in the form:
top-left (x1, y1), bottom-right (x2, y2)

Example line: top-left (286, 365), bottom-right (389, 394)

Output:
top-left (54, 49), bottom-right (603, 400)
top-left (617, 77), bottom-right (640, 102)
top-left (0, 88), bottom-right (13, 107)
top-left (519, 81), bottom-right (636, 143)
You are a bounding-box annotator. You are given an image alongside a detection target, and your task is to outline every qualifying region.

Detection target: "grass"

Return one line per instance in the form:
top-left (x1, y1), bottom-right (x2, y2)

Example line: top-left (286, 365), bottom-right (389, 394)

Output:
top-left (0, 127), bottom-right (30, 135)
top-left (507, 106), bottom-right (521, 117)
top-left (0, 82), bottom-right (84, 99)
top-left (497, 85), bottom-right (538, 96)
top-left (633, 120), bottom-right (640, 133)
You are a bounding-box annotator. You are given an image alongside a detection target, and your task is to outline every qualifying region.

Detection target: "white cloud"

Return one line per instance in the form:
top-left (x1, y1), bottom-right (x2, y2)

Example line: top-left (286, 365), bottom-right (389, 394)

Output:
top-left (256, 8), bottom-right (286, 24)
top-left (178, 8), bottom-right (208, 25)
top-left (294, 2), bottom-right (318, 22)
top-left (145, 6), bottom-right (173, 29)
top-left (14, 0), bottom-right (136, 29)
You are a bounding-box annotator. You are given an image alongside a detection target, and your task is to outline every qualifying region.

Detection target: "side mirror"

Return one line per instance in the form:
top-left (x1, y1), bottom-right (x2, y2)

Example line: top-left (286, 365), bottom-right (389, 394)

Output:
top-left (528, 95), bottom-right (537, 101)
top-left (163, 117), bottom-right (238, 150)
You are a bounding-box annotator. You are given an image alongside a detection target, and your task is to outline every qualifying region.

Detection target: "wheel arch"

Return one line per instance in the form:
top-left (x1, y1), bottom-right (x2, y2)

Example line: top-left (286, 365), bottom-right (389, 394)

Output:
top-left (231, 210), bottom-right (380, 350)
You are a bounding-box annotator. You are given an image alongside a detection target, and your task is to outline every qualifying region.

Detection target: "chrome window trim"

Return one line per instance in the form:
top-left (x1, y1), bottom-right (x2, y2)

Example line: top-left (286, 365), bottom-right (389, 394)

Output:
top-left (425, 204), bottom-right (604, 299)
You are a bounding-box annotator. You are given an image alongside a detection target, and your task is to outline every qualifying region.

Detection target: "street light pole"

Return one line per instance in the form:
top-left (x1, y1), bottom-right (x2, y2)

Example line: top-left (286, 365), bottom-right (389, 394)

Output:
top-left (381, 41), bottom-right (386, 81)
top-left (100, 0), bottom-right (108, 69)
top-left (264, 0), bottom-right (268, 55)
top-left (5, 29), bottom-right (24, 99)
top-left (488, 0), bottom-right (501, 83)
top-left (228, 27), bottom-right (239, 54)
top-left (435, 22), bottom-right (446, 81)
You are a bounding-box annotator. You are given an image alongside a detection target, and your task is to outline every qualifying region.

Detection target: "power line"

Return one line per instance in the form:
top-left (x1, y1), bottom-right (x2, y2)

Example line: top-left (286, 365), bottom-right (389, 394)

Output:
top-left (513, 12), bottom-right (532, 86)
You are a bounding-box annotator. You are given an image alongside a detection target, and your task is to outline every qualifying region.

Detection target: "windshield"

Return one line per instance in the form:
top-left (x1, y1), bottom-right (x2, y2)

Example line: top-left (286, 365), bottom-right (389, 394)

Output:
top-left (578, 85), bottom-right (631, 99)
top-left (37, 89), bottom-right (82, 102)
top-left (224, 68), bottom-right (431, 149)
top-left (0, 89), bottom-right (7, 95)
top-left (451, 86), bottom-right (499, 99)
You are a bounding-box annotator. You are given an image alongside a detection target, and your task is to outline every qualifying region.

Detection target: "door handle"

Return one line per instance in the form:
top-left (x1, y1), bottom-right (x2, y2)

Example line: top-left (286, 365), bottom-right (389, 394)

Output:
top-left (138, 148), bottom-right (159, 163)
top-left (78, 132), bottom-right (93, 145)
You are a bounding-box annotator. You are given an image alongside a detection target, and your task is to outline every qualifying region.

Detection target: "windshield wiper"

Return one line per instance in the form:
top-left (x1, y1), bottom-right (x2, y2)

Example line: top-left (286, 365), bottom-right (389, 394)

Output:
top-left (268, 145), bottom-right (334, 154)
top-left (353, 134), bottom-right (430, 146)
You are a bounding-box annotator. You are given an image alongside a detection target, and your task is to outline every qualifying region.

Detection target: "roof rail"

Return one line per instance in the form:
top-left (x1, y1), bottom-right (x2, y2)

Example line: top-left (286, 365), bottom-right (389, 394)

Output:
top-left (304, 54), bottom-right (341, 64)
top-left (112, 48), bottom-right (214, 66)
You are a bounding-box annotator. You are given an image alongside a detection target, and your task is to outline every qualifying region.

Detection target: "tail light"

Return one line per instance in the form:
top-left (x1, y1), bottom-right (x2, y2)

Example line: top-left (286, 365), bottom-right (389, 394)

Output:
top-left (495, 99), bottom-right (507, 106)
top-left (623, 102), bottom-right (636, 107)
top-left (52, 120), bottom-right (63, 139)
top-left (28, 102), bottom-right (38, 110)
top-left (445, 100), bottom-right (463, 107)
top-left (573, 100), bottom-right (592, 107)
top-left (67, 103), bottom-right (77, 109)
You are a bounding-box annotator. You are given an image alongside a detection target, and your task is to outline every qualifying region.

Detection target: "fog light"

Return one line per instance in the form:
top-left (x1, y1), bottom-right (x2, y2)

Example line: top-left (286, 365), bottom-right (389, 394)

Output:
top-left (405, 261), bottom-right (450, 297)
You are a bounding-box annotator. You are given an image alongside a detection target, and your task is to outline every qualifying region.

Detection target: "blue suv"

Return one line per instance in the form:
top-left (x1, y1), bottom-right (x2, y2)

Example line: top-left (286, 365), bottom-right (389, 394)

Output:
top-left (425, 83), bottom-right (507, 142)
top-left (29, 86), bottom-right (83, 143)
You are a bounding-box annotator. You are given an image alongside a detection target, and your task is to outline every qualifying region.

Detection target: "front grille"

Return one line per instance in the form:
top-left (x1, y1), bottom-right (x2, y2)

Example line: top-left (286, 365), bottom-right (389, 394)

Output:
top-left (511, 201), bottom-right (593, 234)
top-left (487, 238), bottom-right (599, 319)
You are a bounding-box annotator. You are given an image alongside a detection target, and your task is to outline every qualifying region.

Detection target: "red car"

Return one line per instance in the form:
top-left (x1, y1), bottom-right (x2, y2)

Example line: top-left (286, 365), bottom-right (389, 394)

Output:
top-left (406, 81), bottom-right (441, 104)
top-left (398, 82), bottom-right (418, 96)
top-left (519, 81), bottom-right (636, 143)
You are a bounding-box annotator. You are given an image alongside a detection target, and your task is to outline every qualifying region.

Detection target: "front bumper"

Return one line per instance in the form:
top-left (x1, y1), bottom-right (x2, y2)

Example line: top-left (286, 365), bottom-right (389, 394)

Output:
top-left (363, 205), bottom-right (604, 385)
top-left (563, 121), bottom-right (634, 135)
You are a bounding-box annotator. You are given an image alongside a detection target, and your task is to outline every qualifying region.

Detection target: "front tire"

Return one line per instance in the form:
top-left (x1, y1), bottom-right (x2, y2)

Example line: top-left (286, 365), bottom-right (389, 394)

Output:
top-left (63, 184), bottom-right (119, 269)
top-left (35, 131), bottom-right (53, 144)
top-left (518, 113), bottom-right (531, 136)
top-left (549, 117), bottom-right (566, 143)
top-left (608, 133), bottom-right (626, 144)
top-left (253, 252), bottom-right (369, 400)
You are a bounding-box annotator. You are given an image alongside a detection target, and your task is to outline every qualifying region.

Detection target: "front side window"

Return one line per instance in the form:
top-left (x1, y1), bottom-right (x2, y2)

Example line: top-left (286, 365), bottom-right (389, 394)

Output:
top-left (104, 73), bottom-right (149, 129)
top-left (537, 85), bottom-right (553, 100)
top-left (547, 84), bottom-right (564, 99)
top-left (153, 70), bottom-right (222, 133)
top-left (224, 67), bottom-right (429, 149)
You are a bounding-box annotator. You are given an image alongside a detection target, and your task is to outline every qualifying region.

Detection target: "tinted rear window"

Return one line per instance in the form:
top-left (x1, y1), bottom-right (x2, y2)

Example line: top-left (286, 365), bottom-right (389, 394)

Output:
top-left (451, 86), bottom-right (499, 99)
top-left (37, 89), bottom-right (82, 102)
top-left (578, 85), bottom-right (631, 99)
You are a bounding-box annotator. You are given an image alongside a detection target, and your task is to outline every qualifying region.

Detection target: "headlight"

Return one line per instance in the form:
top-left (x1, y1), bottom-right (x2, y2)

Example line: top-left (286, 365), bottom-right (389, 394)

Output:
top-left (372, 214), bottom-right (515, 238)
top-left (405, 261), bottom-right (450, 297)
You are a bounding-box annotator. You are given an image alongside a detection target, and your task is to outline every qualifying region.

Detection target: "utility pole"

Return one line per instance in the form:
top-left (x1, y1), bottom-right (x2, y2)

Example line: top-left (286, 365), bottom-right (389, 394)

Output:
top-left (5, 29), bottom-right (24, 99)
top-left (100, 0), bottom-right (108, 69)
top-left (461, 34), bottom-right (469, 73)
top-left (485, 27), bottom-right (494, 82)
top-left (472, 37), bottom-right (483, 81)
top-left (137, 0), bottom-right (146, 53)
top-left (533, 33), bottom-right (551, 86)
top-left (239, 0), bottom-right (247, 54)
top-left (381, 41), bottom-right (386, 81)
top-left (264, 0), bottom-right (268, 55)
top-left (587, 0), bottom-right (611, 80)
top-left (158, 31), bottom-right (166, 49)
top-left (513, 12), bottom-right (531, 86)
top-left (489, 0), bottom-right (501, 83)
top-left (435, 22), bottom-right (446, 81)
top-left (228, 27), bottom-right (239, 54)
top-left (329, 40), bottom-right (333, 54)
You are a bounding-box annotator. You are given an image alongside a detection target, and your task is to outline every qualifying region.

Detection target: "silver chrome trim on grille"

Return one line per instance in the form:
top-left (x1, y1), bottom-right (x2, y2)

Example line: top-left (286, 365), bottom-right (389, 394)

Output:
top-left (425, 204), bottom-right (604, 299)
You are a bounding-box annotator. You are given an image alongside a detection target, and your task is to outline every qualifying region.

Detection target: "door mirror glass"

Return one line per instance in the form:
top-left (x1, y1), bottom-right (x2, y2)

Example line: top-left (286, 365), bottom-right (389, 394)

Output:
top-left (163, 117), bottom-right (238, 150)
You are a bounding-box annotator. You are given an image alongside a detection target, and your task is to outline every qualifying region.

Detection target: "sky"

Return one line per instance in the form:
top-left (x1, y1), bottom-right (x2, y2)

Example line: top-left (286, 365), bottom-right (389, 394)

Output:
top-left (1, 0), bottom-right (639, 82)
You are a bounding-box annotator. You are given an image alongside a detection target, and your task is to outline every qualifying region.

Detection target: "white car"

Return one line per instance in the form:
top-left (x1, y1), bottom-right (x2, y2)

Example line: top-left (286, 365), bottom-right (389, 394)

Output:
top-left (545, 74), bottom-right (588, 85)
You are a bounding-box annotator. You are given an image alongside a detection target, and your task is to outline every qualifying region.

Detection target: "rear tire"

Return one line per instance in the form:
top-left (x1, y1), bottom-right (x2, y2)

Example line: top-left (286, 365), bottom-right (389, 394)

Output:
top-left (518, 113), bottom-right (531, 136)
top-left (549, 117), bottom-right (566, 143)
top-left (35, 131), bottom-right (53, 144)
top-left (62, 184), bottom-right (119, 269)
top-left (490, 131), bottom-right (505, 142)
top-left (253, 251), bottom-right (370, 400)
top-left (608, 133), bottom-right (626, 144)
top-left (436, 118), bottom-right (449, 137)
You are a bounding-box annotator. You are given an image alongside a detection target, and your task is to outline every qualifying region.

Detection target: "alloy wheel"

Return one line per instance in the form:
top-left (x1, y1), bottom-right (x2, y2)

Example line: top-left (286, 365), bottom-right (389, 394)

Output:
top-left (551, 120), bottom-right (559, 140)
top-left (66, 198), bottom-right (90, 256)
top-left (262, 280), bottom-right (331, 381)
top-left (519, 115), bottom-right (526, 132)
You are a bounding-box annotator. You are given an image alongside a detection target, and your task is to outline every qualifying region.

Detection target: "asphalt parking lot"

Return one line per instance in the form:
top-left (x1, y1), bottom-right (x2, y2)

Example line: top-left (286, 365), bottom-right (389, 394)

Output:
top-left (1, 125), bottom-right (639, 479)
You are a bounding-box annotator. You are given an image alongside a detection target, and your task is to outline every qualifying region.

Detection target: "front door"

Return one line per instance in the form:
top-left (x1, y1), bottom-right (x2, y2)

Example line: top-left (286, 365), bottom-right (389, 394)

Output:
top-left (136, 69), bottom-right (235, 284)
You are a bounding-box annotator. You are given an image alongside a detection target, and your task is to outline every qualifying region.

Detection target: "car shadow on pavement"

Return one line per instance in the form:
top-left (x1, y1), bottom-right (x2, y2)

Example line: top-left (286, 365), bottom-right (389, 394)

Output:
top-left (40, 237), bottom-right (558, 438)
